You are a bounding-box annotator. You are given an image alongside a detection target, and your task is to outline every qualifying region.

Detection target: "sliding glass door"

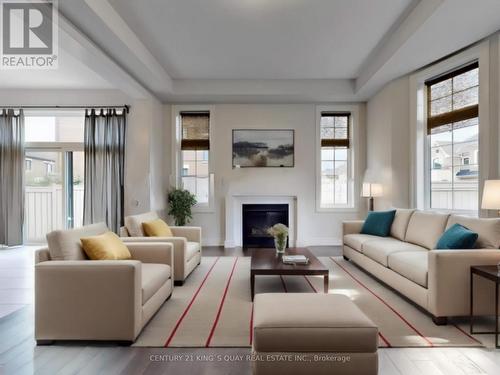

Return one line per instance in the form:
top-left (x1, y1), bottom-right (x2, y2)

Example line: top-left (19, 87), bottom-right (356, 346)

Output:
top-left (24, 112), bottom-right (85, 243)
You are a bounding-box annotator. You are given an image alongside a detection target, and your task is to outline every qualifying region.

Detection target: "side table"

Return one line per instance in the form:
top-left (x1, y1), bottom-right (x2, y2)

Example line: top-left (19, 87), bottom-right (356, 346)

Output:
top-left (470, 265), bottom-right (499, 348)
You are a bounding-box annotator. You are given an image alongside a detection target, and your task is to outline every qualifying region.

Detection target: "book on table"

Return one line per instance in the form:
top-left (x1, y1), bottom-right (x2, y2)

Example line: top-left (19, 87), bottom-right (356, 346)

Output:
top-left (282, 255), bottom-right (309, 264)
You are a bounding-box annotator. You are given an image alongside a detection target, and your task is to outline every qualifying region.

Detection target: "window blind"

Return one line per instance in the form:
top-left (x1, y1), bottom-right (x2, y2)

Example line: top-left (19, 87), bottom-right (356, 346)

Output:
top-left (425, 61), bottom-right (478, 132)
top-left (320, 112), bottom-right (350, 148)
top-left (181, 111), bottom-right (210, 150)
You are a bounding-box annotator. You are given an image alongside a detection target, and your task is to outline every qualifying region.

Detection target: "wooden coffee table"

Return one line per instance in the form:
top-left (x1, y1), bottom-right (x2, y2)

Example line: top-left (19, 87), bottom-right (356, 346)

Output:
top-left (250, 247), bottom-right (329, 300)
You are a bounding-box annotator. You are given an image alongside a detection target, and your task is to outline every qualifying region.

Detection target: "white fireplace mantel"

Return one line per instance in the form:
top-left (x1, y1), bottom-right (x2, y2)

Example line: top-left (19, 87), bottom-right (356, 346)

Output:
top-left (224, 194), bottom-right (297, 248)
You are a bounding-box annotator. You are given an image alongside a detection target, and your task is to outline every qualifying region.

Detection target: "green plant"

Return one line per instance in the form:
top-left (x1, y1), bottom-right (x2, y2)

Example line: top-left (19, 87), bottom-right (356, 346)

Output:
top-left (168, 188), bottom-right (197, 226)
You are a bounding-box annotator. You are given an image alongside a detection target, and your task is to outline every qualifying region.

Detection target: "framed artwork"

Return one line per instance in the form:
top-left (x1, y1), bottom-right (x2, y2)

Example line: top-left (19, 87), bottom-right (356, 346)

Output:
top-left (232, 129), bottom-right (294, 168)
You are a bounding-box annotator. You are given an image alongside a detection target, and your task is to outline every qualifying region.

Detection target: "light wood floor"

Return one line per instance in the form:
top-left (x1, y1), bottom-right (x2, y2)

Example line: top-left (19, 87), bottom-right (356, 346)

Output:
top-left (1, 246), bottom-right (499, 375)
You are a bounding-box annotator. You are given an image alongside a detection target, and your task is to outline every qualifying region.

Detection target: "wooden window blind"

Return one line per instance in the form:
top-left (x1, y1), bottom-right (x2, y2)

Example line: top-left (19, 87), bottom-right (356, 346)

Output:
top-left (320, 112), bottom-right (350, 148)
top-left (425, 61), bottom-right (478, 133)
top-left (181, 111), bottom-right (210, 150)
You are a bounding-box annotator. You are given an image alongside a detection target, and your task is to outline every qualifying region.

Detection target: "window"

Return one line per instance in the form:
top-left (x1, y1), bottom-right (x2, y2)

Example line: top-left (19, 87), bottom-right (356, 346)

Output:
top-left (25, 158), bottom-right (32, 171)
top-left (426, 62), bottom-right (479, 212)
top-left (319, 112), bottom-right (351, 208)
top-left (180, 111), bottom-right (210, 205)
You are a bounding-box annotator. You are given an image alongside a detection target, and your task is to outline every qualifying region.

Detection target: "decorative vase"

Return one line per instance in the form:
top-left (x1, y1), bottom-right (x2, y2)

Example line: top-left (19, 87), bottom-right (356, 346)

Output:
top-left (274, 235), bottom-right (287, 254)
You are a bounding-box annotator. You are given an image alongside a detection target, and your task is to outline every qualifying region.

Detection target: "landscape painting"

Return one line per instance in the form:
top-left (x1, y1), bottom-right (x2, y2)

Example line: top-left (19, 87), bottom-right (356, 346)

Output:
top-left (232, 129), bottom-right (294, 167)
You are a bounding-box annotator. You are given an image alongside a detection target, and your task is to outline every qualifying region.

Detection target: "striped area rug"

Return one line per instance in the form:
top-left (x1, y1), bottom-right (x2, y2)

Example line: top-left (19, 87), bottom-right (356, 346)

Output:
top-left (133, 256), bottom-right (484, 348)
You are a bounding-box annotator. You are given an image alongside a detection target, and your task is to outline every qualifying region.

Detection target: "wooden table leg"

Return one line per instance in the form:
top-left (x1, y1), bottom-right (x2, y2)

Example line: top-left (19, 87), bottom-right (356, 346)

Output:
top-left (324, 274), bottom-right (329, 293)
top-left (251, 273), bottom-right (255, 301)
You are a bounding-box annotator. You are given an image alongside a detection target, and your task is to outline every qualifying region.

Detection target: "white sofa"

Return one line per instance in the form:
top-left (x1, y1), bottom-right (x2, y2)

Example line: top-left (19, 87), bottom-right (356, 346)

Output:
top-left (343, 209), bottom-right (500, 325)
top-left (35, 223), bottom-right (174, 344)
top-left (120, 211), bottom-right (202, 285)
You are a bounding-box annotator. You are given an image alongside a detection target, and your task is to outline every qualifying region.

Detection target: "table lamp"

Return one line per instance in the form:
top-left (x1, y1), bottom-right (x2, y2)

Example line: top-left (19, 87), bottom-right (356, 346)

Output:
top-left (481, 180), bottom-right (500, 216)
top-left (361, 183), bottom-right (382, 211)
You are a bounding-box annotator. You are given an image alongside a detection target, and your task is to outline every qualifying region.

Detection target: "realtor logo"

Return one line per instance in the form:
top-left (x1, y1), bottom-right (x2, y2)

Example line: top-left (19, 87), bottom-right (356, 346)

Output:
top-left (1, 0), bottom-right (58, 69)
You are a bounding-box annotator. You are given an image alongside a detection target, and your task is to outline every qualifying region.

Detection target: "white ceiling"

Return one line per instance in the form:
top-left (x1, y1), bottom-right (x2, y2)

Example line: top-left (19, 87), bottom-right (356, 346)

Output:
top-left (108, 0), bottom-right (412, 79)
top-left (0, 48), bottom-right (112, 89)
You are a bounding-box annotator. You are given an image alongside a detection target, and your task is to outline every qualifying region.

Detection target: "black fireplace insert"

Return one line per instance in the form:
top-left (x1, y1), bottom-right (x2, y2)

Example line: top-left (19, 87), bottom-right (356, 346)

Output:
top-left (242, 204), bottom-right (289, 248)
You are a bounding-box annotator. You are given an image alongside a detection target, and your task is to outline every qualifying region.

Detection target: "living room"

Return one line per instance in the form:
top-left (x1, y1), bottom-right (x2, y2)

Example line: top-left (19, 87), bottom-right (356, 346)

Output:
top-left (1, 1), bottom-right (500, 374)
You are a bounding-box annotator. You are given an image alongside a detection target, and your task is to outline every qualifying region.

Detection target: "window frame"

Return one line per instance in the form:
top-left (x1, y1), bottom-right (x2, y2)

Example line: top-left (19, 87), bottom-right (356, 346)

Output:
top-left (424, 61), bottom-right (480, 214)
top-left (315, 105), bottom-right (359, 212)
top-left (172, 105), bottom-right (215, 213)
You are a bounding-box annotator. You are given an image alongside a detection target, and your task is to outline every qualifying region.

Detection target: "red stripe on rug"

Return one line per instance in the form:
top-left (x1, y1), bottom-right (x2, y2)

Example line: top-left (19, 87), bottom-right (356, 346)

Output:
top-left (164, 257), bottom-right (220, 347)
top-left (329, 257), bottom-right (434, 347)
top-left (452, 323), bottom-right (482, 344)
top-left (280, 275), bottom-right (288, 292)
top-left (378, 332), bottom-right (392, 347)
top-left (205, 257), bottom-right (239, 347)
top-left (249, 304), bottom-right (254, 346)
top-left (303, 275), bottom-right (318, 293)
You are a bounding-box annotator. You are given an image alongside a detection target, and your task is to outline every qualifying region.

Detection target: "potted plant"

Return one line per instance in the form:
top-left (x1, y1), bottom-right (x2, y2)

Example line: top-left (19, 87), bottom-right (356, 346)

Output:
top-left (167, 188), bottom-right (197, 226)
top-left (267, 223), bottom-right (289, 254)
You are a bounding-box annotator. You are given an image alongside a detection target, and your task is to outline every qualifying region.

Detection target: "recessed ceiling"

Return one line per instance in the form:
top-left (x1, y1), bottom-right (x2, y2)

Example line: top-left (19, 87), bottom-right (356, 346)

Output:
top-left (108, 0), bottom-right (412, 79)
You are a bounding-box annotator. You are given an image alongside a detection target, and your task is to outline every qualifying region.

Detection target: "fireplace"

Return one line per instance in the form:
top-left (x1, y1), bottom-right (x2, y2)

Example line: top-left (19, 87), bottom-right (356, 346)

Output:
top-left (242, 204), bottom-right (289, 248)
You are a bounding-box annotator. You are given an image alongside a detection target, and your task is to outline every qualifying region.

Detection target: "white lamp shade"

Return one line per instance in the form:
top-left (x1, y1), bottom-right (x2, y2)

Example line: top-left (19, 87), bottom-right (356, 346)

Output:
top-left (371, 183), bottom-right (383, 197)
top-left (481, 180), bottom-right (500, 209)
top-left (361, 183), bottom-right (383, 198)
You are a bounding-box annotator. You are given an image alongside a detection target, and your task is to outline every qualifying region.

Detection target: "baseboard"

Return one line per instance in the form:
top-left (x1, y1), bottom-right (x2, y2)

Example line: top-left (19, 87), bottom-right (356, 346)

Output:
top-left (203, 238), bottom-right (225, 247)
top-left (298, 237), bottom-right (342, 247)
top-left (217, 238), bottom-right (342, 248)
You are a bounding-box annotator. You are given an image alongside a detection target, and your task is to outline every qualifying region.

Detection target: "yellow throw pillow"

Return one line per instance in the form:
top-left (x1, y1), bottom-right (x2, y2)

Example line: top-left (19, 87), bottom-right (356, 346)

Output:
top-left (81, 231), bottom-right (131, 260)
top-left (142, 218), bottom-right (173, 237)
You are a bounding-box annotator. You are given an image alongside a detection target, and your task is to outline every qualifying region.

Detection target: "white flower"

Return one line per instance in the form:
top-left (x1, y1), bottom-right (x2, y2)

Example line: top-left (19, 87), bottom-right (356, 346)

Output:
top-left (267, 223), bottom-right (289, 237)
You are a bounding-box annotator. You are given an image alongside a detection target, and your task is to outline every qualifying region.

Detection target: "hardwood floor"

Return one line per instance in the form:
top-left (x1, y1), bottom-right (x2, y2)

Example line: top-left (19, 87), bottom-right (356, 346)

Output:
top-left (1, 245), bottom-right (499, 375)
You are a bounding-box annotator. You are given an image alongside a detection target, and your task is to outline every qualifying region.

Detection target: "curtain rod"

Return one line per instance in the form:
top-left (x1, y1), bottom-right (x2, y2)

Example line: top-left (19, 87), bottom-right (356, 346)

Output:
top-left (0, 105), bottom-right (130, 113)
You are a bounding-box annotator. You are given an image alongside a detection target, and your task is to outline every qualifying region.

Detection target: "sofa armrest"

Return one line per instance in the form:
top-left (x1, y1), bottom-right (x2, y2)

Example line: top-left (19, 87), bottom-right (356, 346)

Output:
top-left (121, 237), bottom-right (188, 281)
top-left (428, 249), bottom-right (500, 317)
top-left (35, 260), bottom-right (142, 341)
top-left (127, 242), bottom-right (174, 267)
top-left (170, 226), bottom-right (202, 244)
top-left (343, 220), bottom-right (364, 236)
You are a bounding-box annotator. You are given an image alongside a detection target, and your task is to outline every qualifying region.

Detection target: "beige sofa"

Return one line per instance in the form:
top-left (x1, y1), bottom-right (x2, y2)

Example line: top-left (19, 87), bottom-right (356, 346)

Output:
top-left (120, 211), bottom-right (202, 285)
top-left (35, 223), bottom-right (174, 344)
top-left (343, 209), bottom-right (500, 325)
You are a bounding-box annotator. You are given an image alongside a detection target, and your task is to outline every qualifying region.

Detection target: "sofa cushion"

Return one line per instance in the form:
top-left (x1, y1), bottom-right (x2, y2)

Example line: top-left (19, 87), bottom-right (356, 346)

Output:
top-left (405, 211), bottom-right (449, 249)
top-left (363, 238), bottom-right (427, 267)
top-left (46, 222), bottom-right (109, 260)
top-left (390, 209), bottom-right (415, 241)
top-left (142, 218), bottom-right (173, 237)
top-left (81, 231), bottom-right (132, 260)
top-left (253, 293), bottom-right (378, 353)
top-left (361, 210), bottom-right (396, 237)
top-left (186, 241), bottom-right (200, 261)
top-left (388, 252), bottom-right (428, 288)
top-left (436, 223), bottom-right (478, 250)
top-left (125, 211), bottom-right (159, 237)
top-left (343, 234), bottom-right (380, 252)
top-left (142, 263), bottom-right (171, 304)
top-left (446, 215), bottom-right (500, 249)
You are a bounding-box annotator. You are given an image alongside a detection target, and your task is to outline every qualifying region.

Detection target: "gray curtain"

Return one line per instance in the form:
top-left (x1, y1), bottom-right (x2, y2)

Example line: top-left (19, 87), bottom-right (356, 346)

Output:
top-left (83, 109), bottom-right (126, 233)
top-left (0, 109), bottom-right (24, 246)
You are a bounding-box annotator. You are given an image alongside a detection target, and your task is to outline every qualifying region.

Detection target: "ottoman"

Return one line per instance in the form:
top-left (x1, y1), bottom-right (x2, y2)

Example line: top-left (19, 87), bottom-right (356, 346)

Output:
top-left (252, 293), bottom-right (378, 375)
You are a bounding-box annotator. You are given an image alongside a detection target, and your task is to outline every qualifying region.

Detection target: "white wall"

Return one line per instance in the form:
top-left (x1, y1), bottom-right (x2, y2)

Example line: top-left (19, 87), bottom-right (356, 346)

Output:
top-left (124, 97), bottom-right (168, 216)
top-left (366, 77), bottom-right (411, 210)
top-left (0, 89), bottom-right (168, 219)
top-left (166, 103), bottom-right (366, 246)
